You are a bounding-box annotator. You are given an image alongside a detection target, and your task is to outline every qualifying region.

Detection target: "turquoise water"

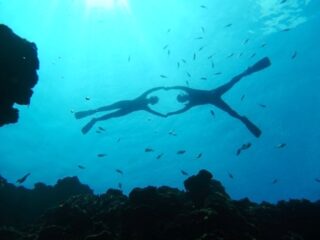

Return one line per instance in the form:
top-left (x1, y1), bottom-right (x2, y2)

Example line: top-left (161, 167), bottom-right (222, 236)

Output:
top-left (0, 0), bottom-right (319, 203)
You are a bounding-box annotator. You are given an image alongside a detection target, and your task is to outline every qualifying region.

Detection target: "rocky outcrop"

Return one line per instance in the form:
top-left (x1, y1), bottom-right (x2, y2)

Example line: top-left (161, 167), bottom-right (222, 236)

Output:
top-left (0, 24), bottom-right (39, 126)
top-left (0, 170), bottom-right (320, 240)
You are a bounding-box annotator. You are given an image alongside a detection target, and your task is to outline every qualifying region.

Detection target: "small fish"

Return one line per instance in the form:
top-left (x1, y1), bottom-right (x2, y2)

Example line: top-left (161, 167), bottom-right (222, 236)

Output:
top-left (258, 103), bottom-right (267, 108)
top-left (194, 37), bottom-right (203, 40)
top-left (186, 80), bottom-right (190, 86)
top-left (85, 97), bottom-right (90, 101)
top-left (70, 109), bottom-right (75, 114)
top-left (200, 5), bottom-right (207, 9)
top-left (117, 138), bottom-right (121, 142)
top-left (78, 165), bottom-right (85, 170)
top-left (200, 77), bottom-right (207, 80)
top-left (181, 170), bottom-right (189, 176)
top-left (275, 143), bottom-right (287, 149)
top-left (96, 130), bottom-right (102, 134)
top-left (250, 53), bottom-right (256, 58)
top-left (241, 95), bottom-right (245, 101)
top-left (156, 153), bottom-right (164, 159)
top-left (196, 153), bottom-right (202, 159)
top-left (116, 169), bottom-right (123, 175)
top-left (225, 23), bottom-right (233, 28)
top-left (193, 53), bottom-right (196, 60)
top-left (243, 38), bottom-right (249, 45)
top-left (227, 53), bottom-right (234, 58)
top-left (201, 26), bottom-right (205, 33)
top-left (16, 173), bottom-right (31, 184)
top-left (291, 51), bottom-right (297, 59)
top-left (260, 43), bottom-right (267, 48)
top-left (315, 178), bottom-right (320, 183)
top-left (181, 59), bottom-right (187, 63)
top-left (167, 28), bottom-right (171, 33)
top-left (236, 142), bottom-right (252, 156)
top-left (167, 50), bottom-right (171, 55)
top-left (228, 173), bottom-right (234, 179)
top-left (214, 72), bottom-right (222, 75)
top-left (169, 130), bottom-right (177, 136)
top-left (242, 143), bottom-right (251, 150)
top-left (210, 110), bottom-right (215, 118)
top-left (177, 62), bottom-right (180, 68)
top-left (128, 55), bottom-right (131, 62)
top-left (98, 127), bottom-right (106, 131)
top-left (163, 44), bottom-right (169, 50)
top-left (177, 150), bottom-right (186, 155)
top-left (280, 0), bottom-right (288, 4)
top-left (272, 179), bottom-right (278, 184)
top-left (145, 148), bottom-right (154, 152)
top-left (186, 72), bottom-right (191, 77)
top-left (236, 149), bottom-right (241, 156)
top-left (239, 52), bottom-right (244, 57)
top-left (160, 75), bottom-right (168, 78)
top-left (211, 61), bottom-right (215, 69)
top-left (207, 54), bottom-right (214, 59)
top-left (281, 28), bottom-right (291, 32)
top-left (198, 46), bottom-right (204, 51)
top-left (118, 182), bottom-right (122, 189)
top-left (97, 153), bottom-right (107, 158)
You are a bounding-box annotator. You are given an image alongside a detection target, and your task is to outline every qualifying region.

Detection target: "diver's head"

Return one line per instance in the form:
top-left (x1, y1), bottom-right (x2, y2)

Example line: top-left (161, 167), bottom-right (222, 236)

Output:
top-left (177, 94), bottom-right (188, 103)
top-left (148, 96), bottom-right (159, 105)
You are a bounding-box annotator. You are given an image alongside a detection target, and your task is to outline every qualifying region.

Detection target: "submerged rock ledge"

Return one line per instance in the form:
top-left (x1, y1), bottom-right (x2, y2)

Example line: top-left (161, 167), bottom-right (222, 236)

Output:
top-left (0, 24), bottom-right (39, 127)
top-left (1, 170), bottom-right (319, 240)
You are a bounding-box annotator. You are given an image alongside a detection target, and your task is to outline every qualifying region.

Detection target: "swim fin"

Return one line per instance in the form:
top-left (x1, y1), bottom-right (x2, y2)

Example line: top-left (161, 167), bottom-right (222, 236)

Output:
top-left (241, 117), bottom-right (262, 138)
top-left (246, 57), bottom-right (271, 75)
top-left (81, 119), bottom-right (96, 134)
top-left (75, 110), bottom-right (96, 119)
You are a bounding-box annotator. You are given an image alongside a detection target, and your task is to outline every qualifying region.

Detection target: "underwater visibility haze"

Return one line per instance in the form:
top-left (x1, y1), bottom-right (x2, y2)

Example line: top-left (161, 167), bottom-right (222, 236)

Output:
top-left (1, 0), bottom-right (320, 204)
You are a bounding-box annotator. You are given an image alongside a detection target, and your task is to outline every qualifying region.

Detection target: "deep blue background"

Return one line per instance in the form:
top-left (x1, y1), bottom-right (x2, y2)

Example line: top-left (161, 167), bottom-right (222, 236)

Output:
top-left (1, 0), bottom-right (319, 203)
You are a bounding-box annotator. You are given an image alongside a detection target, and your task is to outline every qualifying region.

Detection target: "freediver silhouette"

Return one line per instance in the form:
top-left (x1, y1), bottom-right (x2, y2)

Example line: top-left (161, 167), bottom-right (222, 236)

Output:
top-left (76, 57), bottom-right (270, 137)
top-left (165, 57), bottom-right (271, 137)
top-left (75, 87), bottom-right (166, 134)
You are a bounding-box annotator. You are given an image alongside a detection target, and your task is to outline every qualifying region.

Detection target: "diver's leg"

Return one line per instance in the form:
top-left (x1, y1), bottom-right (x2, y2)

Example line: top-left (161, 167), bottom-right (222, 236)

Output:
top-left (214, 99), bottom-right (261, 138)
top-left (81, 118), bottom-right (97, 134)
top-left (81, 110), bottom-right (128, 134)
top-left (75, 110), bottom-right (98, 119)
top-left (214, 57), bottom-right (271, 96)
top-left (213, 73), bottom-right (246, 96)
top-left (95, 101), bottom-right (128, 112)
top-left (75, 101), bottom-right (128, 119)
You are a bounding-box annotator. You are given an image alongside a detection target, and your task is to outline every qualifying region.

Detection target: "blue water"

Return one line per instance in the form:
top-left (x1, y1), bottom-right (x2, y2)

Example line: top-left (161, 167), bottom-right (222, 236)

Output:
top-left (1, 0), bottom-right (320, 203)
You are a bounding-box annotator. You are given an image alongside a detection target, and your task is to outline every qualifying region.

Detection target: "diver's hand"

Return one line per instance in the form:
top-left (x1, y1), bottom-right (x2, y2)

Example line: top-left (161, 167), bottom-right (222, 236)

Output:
top-left (166, 112), bottom-right (173, 117)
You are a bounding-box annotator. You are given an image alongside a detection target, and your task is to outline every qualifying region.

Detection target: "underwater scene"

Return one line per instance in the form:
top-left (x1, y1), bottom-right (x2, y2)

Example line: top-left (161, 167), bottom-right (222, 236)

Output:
top-left (1, 0), bottom-right (320, 239)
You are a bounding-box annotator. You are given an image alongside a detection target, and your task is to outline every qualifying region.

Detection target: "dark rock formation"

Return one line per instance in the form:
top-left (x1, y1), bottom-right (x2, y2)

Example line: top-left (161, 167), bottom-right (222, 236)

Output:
top-left (184, 169), bottom-right (230, 207)
top-left (1, 170), bottom-right (320, 240)
top-left (0, 176), bottom-right (92, 227)
top-left (0, 24), bottom-right (39, 127)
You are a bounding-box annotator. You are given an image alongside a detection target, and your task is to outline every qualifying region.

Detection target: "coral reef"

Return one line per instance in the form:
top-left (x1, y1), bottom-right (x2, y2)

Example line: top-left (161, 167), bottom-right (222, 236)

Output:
top-left (0, 170), bottom-right (320, 240)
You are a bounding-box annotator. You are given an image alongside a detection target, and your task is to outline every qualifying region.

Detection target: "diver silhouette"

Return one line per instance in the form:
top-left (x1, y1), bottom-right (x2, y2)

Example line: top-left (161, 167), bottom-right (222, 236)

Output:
top-left (165, 57), bottom-right (271, 137)
top-left (75, 87), bottom-right (166, 134)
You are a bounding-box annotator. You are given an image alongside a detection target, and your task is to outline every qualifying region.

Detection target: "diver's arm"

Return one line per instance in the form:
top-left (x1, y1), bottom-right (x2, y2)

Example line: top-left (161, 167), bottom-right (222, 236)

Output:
top-left (140, 87), bottom-right (165, 97)
top-left (145, 107), bottom-right (167, 117)
top-left (166, 105), bottom-right (192, 117)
